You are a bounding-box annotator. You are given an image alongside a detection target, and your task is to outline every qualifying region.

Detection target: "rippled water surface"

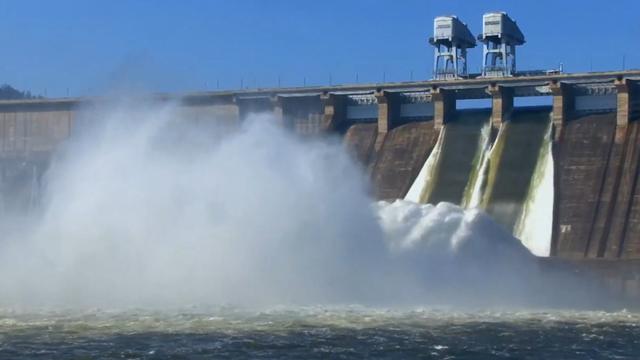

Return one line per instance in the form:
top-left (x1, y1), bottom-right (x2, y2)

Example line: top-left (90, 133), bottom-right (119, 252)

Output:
top-left (1, 307), bottom-right (639, 359)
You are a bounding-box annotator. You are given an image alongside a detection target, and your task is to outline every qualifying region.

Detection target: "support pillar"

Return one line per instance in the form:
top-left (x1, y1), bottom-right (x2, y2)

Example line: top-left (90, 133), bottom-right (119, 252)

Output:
top-left (615, 78), bottom-right (631, 128)
top-left (228, 102), bottom-right (240, 124)
top-left (549, 81), bottom-right (573, 141)
top-left (270, 95), bottom-right (285, 127)
top-left (431, 86), bottom-right (454, 130)
top-left (372, 90), bottom-right (401, 152)
top-left (231, 95), bottom-right (245, 123)
top-left (487, 84), bottom-right (513, 129)
top-left (614, 78), bottom-right (640, 143)
top-left (374, 90), bottom-right (400, 134)
top-left (320, 93), bottom-right (346, 132)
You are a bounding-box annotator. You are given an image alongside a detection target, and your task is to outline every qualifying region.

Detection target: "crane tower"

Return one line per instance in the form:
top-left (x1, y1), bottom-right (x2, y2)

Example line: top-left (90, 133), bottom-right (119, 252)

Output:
top-left (429, 16), bottom-right (476, 80)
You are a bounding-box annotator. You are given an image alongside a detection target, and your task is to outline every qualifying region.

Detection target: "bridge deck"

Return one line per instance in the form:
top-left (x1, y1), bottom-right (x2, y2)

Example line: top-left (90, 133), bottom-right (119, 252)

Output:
top-left (0, 70), bottom-right (638, 109)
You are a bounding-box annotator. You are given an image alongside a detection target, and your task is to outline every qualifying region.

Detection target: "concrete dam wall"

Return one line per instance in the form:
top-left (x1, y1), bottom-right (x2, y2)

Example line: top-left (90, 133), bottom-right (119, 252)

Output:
top-left (2, 71), bottom-right (640, 300)
top-left (554, 112), bottom-right (640, 260)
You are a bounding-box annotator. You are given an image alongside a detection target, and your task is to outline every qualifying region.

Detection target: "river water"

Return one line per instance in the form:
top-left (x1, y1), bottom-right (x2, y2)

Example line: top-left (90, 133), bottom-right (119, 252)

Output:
top-left (1, 307), bottom-right (638, 359)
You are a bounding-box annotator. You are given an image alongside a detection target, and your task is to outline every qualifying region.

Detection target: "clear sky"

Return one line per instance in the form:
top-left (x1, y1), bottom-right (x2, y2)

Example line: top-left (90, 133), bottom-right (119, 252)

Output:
top-left (0, 0), bottom-right (638, 97)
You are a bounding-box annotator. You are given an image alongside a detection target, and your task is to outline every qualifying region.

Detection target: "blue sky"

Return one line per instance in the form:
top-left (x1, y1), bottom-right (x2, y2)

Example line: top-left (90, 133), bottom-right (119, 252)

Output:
top-left (0, 0), bottom-right (638, 97)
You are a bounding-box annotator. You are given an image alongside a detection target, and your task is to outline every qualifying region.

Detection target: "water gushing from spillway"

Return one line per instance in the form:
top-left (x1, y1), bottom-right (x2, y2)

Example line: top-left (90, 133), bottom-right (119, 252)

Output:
top-left (481, 110), bottom-right (552, 237)
top-left (406, 111), bottom-right (490, 206)
top-left (0, 102), bottom-right (600, 309)
top-left (427, 108), bottom-right (553, 256)
top-left (405, 128), bottom-right (445, 203)
top-left (514, 120), bottom-right (554, 256)
top-left (463, 119), bottom-right (492, 208)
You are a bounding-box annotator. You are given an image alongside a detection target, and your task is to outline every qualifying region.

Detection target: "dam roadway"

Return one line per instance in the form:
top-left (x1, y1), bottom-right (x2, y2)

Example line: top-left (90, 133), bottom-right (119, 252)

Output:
top-left (2, 70), bottom-right (640, 302)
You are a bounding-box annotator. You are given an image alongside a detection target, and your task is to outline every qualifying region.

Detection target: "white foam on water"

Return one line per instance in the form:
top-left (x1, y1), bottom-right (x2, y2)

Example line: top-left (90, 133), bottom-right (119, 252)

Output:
top-left (376, 200), bottom-right (532, 258)
top-left (384, 196), bottom-right (546, 304)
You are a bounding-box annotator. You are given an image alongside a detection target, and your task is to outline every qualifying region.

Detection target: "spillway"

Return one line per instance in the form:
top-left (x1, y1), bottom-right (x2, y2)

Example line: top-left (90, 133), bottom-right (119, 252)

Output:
top-left (481, 108), bottom-right (552, 233)
top-left (514, 120), bottom-right (554, 256)
top-left (404, 127), bottom-right (443, 203)
top-left (404, 107), bottom-right (554, 255)
top-left (428, 110), bottom-right (491, 205)
top-left (405, 110), bottom-right (490, 205)
top-left (465, 121), bottom-right (492, 208)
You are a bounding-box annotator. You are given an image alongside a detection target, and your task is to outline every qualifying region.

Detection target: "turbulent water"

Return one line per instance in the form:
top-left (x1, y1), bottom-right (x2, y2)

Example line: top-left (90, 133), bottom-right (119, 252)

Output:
top-left (408, 108), bottom-right (555, 256)
top-left (0, 102), bottom-right (636, 357)
top-left (1, 308), bottom-right (639, 359)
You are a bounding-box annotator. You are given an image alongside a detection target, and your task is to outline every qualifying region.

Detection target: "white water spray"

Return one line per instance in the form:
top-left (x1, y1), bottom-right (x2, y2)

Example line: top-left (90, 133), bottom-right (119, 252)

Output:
top-left (0, 102), bottom-right (599, 309)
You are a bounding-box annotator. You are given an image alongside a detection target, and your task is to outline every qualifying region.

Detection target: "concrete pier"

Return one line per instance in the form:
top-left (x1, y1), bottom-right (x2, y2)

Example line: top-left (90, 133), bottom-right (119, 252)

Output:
top-left (549, 81), bottom-right (573, 141)
top-left (320, 93), bottom-right (346, 132)
top-left (487, 83), bottom-right (513, 129)
top-left (431, 86), bottom-right (454, 130)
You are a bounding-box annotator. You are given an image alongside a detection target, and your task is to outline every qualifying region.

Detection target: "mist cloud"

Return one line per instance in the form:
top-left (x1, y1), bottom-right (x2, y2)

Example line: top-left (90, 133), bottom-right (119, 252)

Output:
top-left (0, 101), bottom-right (604, 310)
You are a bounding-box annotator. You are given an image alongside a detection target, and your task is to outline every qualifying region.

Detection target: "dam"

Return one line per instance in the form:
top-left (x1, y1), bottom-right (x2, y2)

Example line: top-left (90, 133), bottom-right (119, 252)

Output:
top-left (2, 13), bottom-right (640, 304)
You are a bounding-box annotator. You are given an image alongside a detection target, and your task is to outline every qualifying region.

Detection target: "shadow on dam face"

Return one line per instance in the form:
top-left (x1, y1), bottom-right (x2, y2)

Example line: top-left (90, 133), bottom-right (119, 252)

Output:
top-left (370, 121), bottom-right (439, 200)
top-left (343, 123), bottom-right (379, 167)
